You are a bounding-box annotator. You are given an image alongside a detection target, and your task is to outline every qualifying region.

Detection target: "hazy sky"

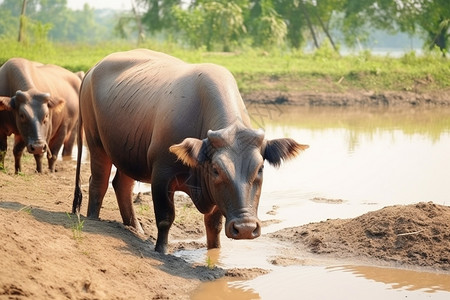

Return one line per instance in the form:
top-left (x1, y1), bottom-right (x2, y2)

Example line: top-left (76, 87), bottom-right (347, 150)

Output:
top-left (66, 0), bottom-right (132, 11)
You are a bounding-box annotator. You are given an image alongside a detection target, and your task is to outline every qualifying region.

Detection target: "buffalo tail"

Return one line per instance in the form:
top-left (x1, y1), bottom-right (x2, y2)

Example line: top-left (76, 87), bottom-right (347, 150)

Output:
top-left (72, 102), bottom-right (84, 215)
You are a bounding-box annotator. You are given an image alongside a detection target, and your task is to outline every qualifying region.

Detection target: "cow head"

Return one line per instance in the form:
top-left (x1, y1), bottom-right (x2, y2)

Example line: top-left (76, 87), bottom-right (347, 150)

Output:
top-left (169, 122), bottom-right (308, 240)
top-left (0, 90), bottom-right (65, 155)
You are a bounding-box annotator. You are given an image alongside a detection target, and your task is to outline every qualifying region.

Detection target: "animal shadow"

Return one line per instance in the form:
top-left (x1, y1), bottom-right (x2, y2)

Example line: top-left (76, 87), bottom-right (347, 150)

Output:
top-left (0, 201), bottom-right (225, 281)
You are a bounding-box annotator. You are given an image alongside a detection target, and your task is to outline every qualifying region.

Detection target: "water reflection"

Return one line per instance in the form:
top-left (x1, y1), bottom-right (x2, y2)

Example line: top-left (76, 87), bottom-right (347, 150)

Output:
top-left (239, 265), bottom-right (450, 300)
top-left (252, 105), bottom-right (450, 228)
top-left (191, 263), bottom-right (450, 300)
top-left (191, 278), bottom-right (260, 300)
top-left (333, 265), bottom-right (450, 293)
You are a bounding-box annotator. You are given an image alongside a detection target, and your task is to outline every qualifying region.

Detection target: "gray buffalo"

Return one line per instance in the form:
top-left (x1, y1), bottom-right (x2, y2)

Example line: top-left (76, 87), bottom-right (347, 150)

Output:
top-left (72, 49), bottom-right (308, 253)
top-left (0, 58), bottom-right (81, 173)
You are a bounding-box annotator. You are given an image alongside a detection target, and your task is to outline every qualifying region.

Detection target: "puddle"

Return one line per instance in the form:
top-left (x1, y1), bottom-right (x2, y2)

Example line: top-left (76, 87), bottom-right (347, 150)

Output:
top-left (186, 243), bottom-right (450, 299)
top-left (212, 265), bottom-right (450, 300)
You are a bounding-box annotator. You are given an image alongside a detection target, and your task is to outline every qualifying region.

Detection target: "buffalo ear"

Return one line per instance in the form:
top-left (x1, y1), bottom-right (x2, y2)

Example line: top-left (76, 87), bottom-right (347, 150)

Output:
top-left (0, 96), bottom-right (13, 111)
top-left (48, 96), bottom-right (65, 113)
top-left (264, 138), bottom-right (309, 167)
top-left (169, 138), bottom-right (208, 168)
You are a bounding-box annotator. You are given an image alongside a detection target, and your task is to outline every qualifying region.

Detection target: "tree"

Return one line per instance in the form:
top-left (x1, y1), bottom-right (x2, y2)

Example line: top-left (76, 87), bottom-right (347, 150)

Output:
top-left (140, 0), bottom-right (181, 33)
top-left (18, 0), bottom-right (27, 42)
top-left (172, 0), bottom-right (246, 51)
top-left (248, 0), bottom-right (287, 47)
top-left (115, 0), bottom-right (146, 45)
top-left (341, 0), bottom-right (450, 56)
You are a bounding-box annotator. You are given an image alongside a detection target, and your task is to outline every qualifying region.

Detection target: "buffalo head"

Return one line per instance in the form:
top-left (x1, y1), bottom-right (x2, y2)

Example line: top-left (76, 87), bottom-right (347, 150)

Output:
top-left (0, 90), bottom-right (65, 156)
top-left (170, 122), bottom-right (308, 241)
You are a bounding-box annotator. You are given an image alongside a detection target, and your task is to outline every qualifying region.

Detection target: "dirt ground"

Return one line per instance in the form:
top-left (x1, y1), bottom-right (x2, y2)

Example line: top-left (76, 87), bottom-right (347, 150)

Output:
top-left (243, 89), bottom-right (450, 106)
top-left (269, 202), bottom-right (450, 272)
top-left (1, 92), bottom-right (450, 298)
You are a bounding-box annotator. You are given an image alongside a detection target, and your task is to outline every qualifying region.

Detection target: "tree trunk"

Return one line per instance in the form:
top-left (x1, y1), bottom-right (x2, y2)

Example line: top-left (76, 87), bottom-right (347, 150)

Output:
top-left (131, 0), bottom-right (144, 46)
top-left (18, 0), bottom-right (27, 42)
top-left (315, 12), bottom-right (339, 53)
top-left (299, 0), bottom-right (319, 49)
top-left (430, 17), bottom-right (448, 58)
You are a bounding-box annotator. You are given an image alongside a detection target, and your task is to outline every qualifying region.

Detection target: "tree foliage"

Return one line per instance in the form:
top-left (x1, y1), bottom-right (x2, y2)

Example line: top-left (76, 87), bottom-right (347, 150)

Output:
top-left (0, 0), bottom-right (113, 43)
top-left (0, 0), bottom-right (448, 55)
top-left (341, 0), bottom-right (450, 56)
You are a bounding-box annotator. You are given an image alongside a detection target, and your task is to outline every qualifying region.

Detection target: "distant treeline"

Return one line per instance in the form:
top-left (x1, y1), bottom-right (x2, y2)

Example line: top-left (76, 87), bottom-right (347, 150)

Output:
top-left (0, 0), bottom-right (448, 56)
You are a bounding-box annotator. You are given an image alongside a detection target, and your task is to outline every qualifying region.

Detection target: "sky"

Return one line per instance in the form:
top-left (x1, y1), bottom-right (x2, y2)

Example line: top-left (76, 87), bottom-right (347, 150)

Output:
top-left (66, 0), bottom-right (132, 11)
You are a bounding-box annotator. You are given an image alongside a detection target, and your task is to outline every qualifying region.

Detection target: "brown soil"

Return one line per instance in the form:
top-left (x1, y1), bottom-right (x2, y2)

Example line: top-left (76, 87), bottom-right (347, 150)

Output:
top-left (269, 202), bottom-right (450, 272)
top-left (243, 90), bottom-right (450, 106)
top-left (1, 92), bottom-right (450, 298)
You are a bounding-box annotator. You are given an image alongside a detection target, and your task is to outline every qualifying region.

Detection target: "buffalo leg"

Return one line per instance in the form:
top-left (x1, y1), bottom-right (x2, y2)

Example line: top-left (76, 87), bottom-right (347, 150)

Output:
top-left (62, 123), bottom-right (77, 157)
top-left (112, 170), bottom-right (143, 234)
top-left (151, 175), bottom-right (175, 254)
top-left (0, 134), bottom-right (7, 170)
top-left (48, 127), bottom-right (66, 172)
top-left (204, 206), bottom-right (223, 249)
top-left (12, 136), bottom-right (25, 174)
top-left (33, 153), bottom-right (44, 173)
top-left (87, 148), bottom-right (112, 218)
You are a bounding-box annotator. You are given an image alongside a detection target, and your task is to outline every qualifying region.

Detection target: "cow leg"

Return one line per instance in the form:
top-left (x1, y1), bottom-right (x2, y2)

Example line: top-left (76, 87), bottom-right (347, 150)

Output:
top-left (12, 136), bottom-right (25, 174)
top-left (0, 134), bottom-right (7, 170)
top-left (87, 148), bottom-right (112, 218)
top-left (112, 170), bottom-right (143, 234)
top-left (151, 175), bottom-right (175, 254)
top-left (204, 206), bottom-right (223, 249)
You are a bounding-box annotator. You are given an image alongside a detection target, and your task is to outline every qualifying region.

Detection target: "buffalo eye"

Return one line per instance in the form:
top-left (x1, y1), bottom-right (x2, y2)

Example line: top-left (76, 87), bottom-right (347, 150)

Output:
top-left (211, 165), bottom-right (220, 177)
top-left (258, 165), bottom-right (264, 175)
top-left (19, 113), bottom-right (26, 122)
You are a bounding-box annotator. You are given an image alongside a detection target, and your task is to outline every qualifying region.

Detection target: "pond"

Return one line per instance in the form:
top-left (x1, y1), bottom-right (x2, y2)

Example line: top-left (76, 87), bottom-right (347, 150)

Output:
top-left (180, 104), bottom-right (450, 299)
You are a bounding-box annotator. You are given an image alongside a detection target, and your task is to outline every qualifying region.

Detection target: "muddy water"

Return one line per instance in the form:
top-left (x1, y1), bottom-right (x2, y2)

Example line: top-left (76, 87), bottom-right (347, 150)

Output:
top-left (183, 105), bottom-right (450, 299)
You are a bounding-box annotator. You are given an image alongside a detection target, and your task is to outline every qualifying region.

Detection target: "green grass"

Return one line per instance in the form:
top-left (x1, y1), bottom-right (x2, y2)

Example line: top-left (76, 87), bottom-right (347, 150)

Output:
top-left (66, 212), bottom-right (84, 241)
top-left (0, 38), bottom-right (448, 94)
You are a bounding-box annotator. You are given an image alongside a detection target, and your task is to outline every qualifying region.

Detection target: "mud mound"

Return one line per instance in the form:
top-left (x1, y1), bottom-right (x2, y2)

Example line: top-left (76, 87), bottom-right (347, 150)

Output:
top-left (270, 202), bottom-right (450, 270)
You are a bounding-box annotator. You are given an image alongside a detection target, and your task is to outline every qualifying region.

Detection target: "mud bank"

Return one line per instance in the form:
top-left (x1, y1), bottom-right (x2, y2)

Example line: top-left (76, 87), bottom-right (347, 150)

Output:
top-left (244, 90), bottom-right (450, 106)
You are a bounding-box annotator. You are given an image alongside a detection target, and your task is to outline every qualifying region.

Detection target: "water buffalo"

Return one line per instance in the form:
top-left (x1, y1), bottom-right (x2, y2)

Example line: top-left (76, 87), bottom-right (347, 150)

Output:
top-left (72, 49), bottom-right (308, 254)
top-left (0, 58), bottom-right (81, 173)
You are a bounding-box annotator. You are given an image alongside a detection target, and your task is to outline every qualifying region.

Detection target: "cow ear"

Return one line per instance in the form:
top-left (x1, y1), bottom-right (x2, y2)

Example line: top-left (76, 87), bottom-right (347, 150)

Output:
top-left (264, 138), bottom-right (309, 167)
top-left (169, 138), bottom-right (208, 168)
top-left (0, 96), bottom-right (14, 111)
top-left (48, 96), bottom-right (65, 113)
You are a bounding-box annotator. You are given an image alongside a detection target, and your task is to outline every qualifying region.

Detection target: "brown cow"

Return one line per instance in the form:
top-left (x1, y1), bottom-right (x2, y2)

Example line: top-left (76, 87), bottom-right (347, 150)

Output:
top-left (72, 49), bottom-right (308, 254)
top-left (0, 58), bottom-right (81, 173)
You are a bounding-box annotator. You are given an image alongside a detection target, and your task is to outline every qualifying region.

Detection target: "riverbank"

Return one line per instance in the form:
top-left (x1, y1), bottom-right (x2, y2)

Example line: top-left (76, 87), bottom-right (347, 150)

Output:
top-left (243, 89), bottom-right (450, 106)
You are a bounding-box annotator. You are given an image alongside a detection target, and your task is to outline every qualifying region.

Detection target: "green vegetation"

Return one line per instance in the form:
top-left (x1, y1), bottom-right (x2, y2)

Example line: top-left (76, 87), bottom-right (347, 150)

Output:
top-left (0, 39), bottom-right (448, 94)
top-left (206, 256), bottom-right (216, 269)
top-left (18, 205), bottom-right (32, 214)
top-left (66, 212), bottom-right (84, 241)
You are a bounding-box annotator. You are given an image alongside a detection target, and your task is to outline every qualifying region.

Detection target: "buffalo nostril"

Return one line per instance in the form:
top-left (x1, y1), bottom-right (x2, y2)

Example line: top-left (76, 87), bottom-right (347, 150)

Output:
top-left (231, 222), bottom-right (240, 237)
top-left (228, 219), bottom-right (261, 239)
top-left (252, 223), bottom-right (261, 238)
top-left (28, 143), bottom-right (46, 154)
